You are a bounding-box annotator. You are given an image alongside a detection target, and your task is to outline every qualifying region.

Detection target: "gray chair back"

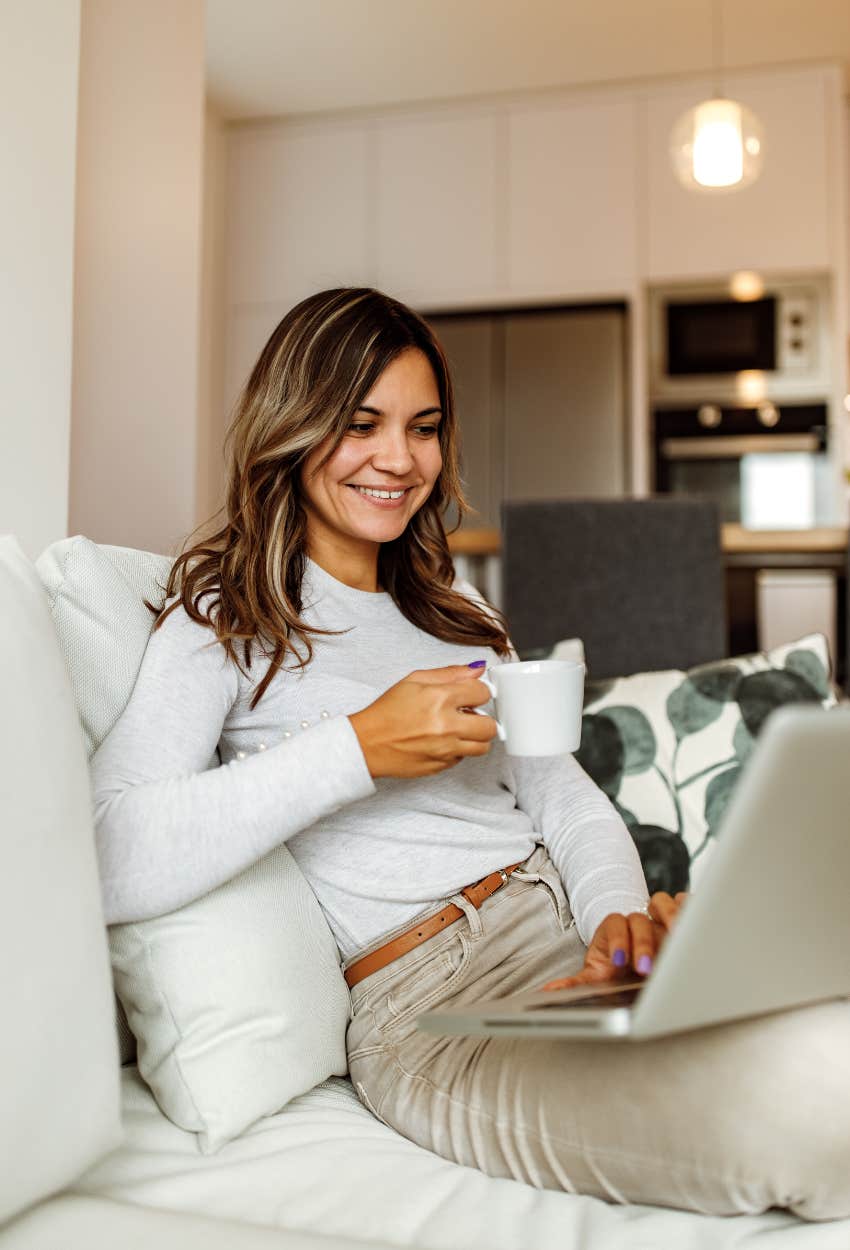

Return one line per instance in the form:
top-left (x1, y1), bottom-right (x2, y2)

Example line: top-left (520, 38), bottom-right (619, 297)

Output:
top-left (502, 498), bottom-right (726, 678)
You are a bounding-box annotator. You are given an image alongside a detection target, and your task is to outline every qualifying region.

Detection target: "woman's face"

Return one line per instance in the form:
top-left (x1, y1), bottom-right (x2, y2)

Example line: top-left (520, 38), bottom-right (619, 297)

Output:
top-left (300, 347), bottom-right (444, 560)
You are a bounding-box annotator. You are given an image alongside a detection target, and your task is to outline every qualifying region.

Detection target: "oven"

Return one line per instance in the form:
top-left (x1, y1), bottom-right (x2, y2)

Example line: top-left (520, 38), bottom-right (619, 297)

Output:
top-left (653, 402), bottom-right (831, 527)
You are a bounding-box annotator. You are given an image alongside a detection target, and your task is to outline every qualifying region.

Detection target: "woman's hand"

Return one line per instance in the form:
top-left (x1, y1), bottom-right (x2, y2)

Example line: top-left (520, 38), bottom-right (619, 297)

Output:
top-left (349, 665), bottom-right (498, 778)
top-left (540, 891), bottom-right (688, 990)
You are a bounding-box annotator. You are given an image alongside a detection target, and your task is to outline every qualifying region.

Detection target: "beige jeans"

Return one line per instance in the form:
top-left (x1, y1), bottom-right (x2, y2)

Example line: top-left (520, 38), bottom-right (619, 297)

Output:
top-left (345, 845), bottom-right (850, 1219)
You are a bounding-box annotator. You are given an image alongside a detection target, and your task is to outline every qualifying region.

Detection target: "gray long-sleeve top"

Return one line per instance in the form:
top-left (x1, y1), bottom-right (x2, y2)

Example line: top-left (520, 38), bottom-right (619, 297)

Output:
top-left (90, 558), bottom-right (649, 958)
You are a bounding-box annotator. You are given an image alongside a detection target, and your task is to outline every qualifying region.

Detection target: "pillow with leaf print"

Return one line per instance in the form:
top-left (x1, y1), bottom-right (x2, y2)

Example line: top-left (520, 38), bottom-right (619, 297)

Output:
top-left (574, 633), bottom-right (838, 898)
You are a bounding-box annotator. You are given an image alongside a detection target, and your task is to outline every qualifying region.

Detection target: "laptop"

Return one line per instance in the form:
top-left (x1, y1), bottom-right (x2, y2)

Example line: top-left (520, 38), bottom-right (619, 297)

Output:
top-left (418, 704), bottom-right (850, 1042)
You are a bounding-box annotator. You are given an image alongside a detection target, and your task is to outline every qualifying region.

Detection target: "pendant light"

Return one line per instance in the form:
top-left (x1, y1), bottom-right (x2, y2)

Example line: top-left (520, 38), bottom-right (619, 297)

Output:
top-left (670, 0), bottom-right (764, 193)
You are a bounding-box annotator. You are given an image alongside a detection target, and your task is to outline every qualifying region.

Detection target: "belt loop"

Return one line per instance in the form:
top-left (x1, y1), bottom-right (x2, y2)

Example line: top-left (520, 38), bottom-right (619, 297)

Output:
top-left (448, 891), bottom-right (484, 938)
top-left (344, 860), bottom-right (524, 987)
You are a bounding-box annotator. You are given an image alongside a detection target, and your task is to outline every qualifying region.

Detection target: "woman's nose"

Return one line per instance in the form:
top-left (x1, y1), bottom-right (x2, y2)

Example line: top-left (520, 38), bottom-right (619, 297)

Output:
top-left (371, 430), bottom-right (415, 474)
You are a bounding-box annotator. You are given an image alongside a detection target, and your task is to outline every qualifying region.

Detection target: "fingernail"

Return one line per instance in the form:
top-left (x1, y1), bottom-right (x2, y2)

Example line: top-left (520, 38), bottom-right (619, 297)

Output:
top-left (637, 955), bottom-right (653, 975)
top-left (468, 660), bottom-right (486, 669)
top-left (612, 948), bottom-right (627, 967)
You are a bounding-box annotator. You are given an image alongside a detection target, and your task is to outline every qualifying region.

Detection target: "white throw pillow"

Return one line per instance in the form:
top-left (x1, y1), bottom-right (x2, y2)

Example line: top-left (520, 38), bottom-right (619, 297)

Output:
top-left (0, 535), bottom-right (122, 1223)
top-left (37, 536), bottom-right (173, 1066)
top-left (36, 535), bottom-right (351, 1154)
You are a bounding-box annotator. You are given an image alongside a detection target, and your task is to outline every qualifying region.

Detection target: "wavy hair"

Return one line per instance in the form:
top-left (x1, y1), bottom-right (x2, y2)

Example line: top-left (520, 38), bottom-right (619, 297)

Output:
top-left (144, 287), bottom-right (510, 709)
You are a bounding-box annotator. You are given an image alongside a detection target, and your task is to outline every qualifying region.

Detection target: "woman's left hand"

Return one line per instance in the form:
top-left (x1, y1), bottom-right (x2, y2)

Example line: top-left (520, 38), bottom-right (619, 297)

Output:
top-left (540, 891), bottom-right (688, 990)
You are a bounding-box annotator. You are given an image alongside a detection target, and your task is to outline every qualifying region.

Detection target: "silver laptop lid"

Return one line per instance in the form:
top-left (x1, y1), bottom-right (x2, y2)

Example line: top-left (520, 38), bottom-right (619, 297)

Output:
top-left (629, 704), bottom-right (850, 1039)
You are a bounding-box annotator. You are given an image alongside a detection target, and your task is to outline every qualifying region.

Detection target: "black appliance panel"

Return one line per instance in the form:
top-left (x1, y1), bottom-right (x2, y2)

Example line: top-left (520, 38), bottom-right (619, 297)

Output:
top-left (653, 403), bottom-right (829, 525)
top-left (666, 297), bottom-right (776, 375)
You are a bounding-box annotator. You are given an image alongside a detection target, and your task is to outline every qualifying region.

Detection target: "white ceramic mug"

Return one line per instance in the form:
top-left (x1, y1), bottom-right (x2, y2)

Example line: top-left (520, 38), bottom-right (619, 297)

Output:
top-left (473, 659), bottom-right (586, 756)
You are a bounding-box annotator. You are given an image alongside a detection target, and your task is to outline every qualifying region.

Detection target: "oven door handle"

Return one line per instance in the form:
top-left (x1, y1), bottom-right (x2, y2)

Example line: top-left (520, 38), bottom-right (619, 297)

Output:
top-left (658, 433), bottom-right (822, 459)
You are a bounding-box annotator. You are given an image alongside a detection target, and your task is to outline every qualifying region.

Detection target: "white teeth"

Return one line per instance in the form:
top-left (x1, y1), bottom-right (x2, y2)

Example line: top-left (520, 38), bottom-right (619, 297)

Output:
top-left (352, 486), bottom-right (407, 499)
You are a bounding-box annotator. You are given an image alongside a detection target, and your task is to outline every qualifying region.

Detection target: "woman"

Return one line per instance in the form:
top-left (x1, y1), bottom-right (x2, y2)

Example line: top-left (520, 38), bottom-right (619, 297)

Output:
top-left (91, 287), bottom-right (850, 1218)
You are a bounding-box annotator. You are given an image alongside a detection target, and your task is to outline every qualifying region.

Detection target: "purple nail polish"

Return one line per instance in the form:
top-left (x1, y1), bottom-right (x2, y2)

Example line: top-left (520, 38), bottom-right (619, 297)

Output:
top-left (637, 955), bottom-right (653, 975)
top-left (612, 948), bottom-right (627, 967)
top-left (468, 660), bottom-right (486, 669)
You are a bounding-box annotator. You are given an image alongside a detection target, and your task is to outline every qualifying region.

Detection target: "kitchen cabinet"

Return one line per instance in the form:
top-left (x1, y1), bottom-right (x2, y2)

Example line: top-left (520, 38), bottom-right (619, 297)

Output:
top-left (502, 309), bottom-right (628, 501)
top-left (429, 314), bottom-right (499, 528)
top-left (756, 569), bottom-right (838, 661)
top-left (225, 119), bottom-right (372, 310)
top-left (374, 111), bottom-right (500, 304)
top-left (428, 306), bottom-right (628, 529)
top-left (644, 68), bottom-right (834, 280)
top-left (224, 65), bottom-right (844, 308)
top-left (508, 98), bottom-right (638, 295)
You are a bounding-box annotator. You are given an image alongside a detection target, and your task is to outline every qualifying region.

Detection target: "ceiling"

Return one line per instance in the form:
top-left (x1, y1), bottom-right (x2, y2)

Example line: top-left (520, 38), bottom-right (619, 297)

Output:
top-left (205, 0), bottom-right (850, 122)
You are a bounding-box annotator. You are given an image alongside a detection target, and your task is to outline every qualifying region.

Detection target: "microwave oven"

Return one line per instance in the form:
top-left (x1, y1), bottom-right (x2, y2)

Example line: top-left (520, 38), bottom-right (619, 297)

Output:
top-left (649, 277), bottom-right (831, 403)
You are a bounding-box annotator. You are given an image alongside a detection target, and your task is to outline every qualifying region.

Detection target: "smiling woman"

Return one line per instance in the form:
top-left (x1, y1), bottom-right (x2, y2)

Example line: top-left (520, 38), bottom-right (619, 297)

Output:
top-left (300, 348), bottom-right (445, 589)
top-left (90, 285), bottom-right (850, 1221)
top-left (143, 287), bottom-right (511, 707)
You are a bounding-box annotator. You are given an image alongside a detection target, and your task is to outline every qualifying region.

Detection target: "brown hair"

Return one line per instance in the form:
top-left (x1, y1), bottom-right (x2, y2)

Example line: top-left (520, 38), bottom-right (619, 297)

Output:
top-left (145, 287), bottom-right (510, 710)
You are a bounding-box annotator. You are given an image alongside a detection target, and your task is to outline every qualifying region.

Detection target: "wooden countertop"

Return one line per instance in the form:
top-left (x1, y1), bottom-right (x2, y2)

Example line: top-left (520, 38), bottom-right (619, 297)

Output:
top-left (720, 524), bottom-right (848, 554)
top-left (447, 524), bottom-right (849, 557)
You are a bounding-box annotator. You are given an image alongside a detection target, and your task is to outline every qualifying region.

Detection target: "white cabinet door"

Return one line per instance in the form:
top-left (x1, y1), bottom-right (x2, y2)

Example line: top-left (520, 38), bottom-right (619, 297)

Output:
top-left (645, 69), bottom-right (831, 279)
top-left (375, 111), bottom-right (499, 305)
top-left (508, 97), bottom-right (639, 296)
top-left (226, 120), bottom-right (372, 311)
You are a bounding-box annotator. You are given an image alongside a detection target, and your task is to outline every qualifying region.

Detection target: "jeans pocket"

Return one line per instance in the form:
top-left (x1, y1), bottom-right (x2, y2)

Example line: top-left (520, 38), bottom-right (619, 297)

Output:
top-left (381, 931), bottom-right (472, 1034)
top-left (512, 868), bottom-right (574, 933)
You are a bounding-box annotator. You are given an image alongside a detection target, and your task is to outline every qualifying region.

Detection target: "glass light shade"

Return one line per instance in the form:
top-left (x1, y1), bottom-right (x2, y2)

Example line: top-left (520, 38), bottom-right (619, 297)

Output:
top-left (670, 96), bottom-right (764, 192)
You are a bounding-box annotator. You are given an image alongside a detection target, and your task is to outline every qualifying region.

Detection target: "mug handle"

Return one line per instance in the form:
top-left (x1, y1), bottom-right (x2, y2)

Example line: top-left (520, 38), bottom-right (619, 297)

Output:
top-left (469, 669), bottom-right (506, 741)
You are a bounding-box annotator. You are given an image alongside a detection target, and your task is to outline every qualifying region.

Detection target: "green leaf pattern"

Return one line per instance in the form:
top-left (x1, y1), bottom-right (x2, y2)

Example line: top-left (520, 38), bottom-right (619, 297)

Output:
top-left (578, 639), bottom-right (833, 893)
top-left (600, 706), bottom-right (656, 774)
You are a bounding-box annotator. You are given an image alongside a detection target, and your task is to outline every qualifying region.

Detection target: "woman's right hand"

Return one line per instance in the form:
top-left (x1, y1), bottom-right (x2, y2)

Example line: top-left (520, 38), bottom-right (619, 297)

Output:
top-left (349, 665), bottom-right (498, 778)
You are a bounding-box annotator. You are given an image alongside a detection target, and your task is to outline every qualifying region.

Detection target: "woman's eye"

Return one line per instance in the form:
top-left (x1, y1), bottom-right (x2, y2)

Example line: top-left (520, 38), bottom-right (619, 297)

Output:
top-left (414, 425), bottom-right (439, 437)
top-left (347, 422), bottom-right (374, 435)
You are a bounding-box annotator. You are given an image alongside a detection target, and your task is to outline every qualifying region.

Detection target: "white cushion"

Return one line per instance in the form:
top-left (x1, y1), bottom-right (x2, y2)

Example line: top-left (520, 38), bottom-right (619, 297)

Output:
top-left (36, 535), bottom-right (173, 1066)
top-left (36, 536), bottom-right (351, 1154)
top-left (548, 637), bottom-right (586, 666)
top-left (0, 535), bottom-right (122, 1225)
top-left (35, 536), bottom-right (173, 760)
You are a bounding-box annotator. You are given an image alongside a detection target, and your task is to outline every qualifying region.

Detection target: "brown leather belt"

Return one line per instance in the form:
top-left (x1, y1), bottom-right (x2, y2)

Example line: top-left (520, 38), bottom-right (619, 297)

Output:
top-left (343, 861), bottom-right (525, 989)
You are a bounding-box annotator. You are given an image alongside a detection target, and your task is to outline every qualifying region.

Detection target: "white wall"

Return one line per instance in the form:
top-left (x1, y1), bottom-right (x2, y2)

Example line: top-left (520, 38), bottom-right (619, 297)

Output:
top-left (0, 1), bottom-right (81, 562)
top-left (69, 0), bottom-right (206, 557)
top-left (197, 103), bottom-right (229, 530)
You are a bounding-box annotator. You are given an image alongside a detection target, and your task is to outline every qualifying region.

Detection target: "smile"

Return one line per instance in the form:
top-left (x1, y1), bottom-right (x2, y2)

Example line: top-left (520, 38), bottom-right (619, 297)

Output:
top-left (347, 485), bottom-right (413, 502)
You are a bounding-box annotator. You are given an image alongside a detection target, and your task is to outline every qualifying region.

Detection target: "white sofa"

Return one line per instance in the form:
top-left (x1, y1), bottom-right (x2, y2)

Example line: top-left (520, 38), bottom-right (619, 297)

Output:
top-left (2, 531), bottom-right (849, 1250)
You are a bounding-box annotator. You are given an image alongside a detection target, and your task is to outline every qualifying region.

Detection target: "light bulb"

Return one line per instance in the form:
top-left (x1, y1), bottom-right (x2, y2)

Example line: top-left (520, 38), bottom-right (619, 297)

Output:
top-left (671, 97), bottom-right (764, 193)
top-left (729, 271), bottom-right (764, 301)
top-left (736, 371), bottom-right (768, 403)
top-left (693, 99), bottom-right (742, 186)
